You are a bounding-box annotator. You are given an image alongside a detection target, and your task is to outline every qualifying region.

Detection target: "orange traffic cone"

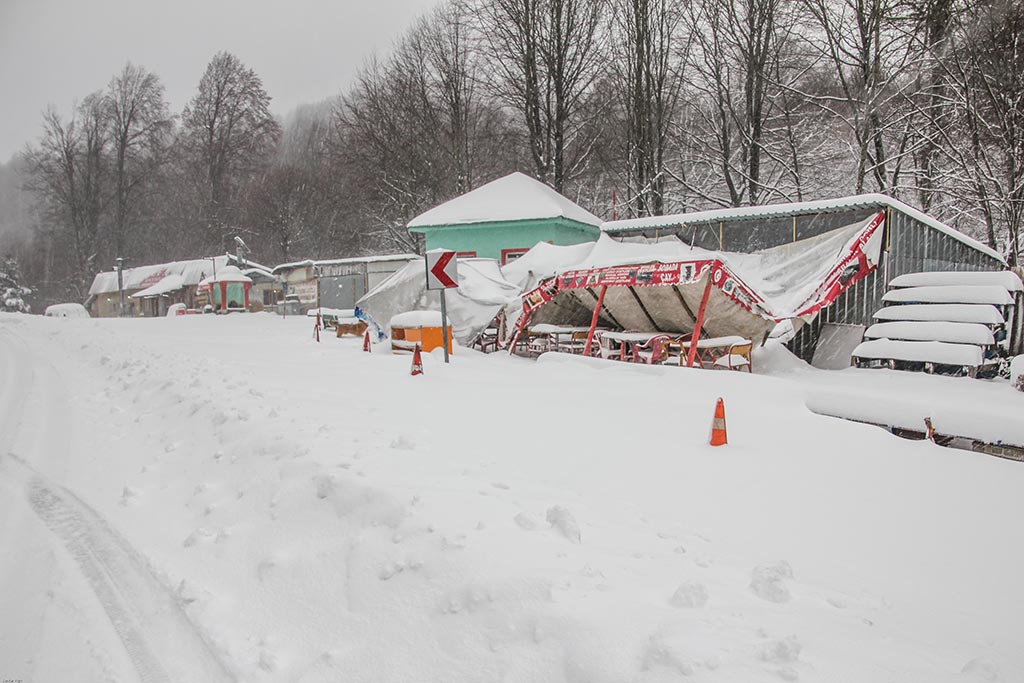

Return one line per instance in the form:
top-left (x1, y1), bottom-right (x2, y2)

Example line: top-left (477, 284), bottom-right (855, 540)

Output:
top-left (709, 397), bottom-right (727, 446)
top-left (411, 344), bottom-right (424, 376)
top-left (363, 330), bottom-right (371, 352)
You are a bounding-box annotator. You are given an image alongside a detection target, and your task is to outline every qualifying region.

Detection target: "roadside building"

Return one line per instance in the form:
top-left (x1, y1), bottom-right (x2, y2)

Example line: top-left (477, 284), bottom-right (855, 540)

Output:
top-left (407, 172), bottom-right (602, 264)
top-left (272, 254), bottom-right (417, 312)
top-left (87, 257), bottom-right (228, 317)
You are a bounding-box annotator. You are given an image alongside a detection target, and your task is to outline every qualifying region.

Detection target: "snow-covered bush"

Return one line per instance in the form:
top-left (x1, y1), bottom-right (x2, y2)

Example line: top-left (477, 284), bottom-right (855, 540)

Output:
top-left (1011, 356), bottom-right (1024, 392)
top-left (0, 256), bottom-right (31, 313)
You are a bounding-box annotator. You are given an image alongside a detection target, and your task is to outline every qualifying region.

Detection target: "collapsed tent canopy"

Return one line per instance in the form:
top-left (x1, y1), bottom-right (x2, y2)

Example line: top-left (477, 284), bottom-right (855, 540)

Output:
top-left (511, 211), bottom-right (886, 346)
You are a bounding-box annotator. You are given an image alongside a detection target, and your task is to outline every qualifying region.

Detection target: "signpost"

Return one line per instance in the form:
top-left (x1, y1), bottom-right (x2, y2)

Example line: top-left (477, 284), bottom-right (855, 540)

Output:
top-left (425, 249), bottom-right (459, 363)
top-left (114, 257), bottom-right (128, 317)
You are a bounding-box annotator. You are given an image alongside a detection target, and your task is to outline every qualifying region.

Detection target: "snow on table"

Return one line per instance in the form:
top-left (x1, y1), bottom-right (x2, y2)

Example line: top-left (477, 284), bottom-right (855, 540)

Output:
top-left (389, 310), bottom-right (451, 328)
top-left (852, 338), bottom-right (984, 366)
top-left (881, 285), bottom-right (1014, 306)
top-left (889, 270), bottom-right (1023, 291)
top-left (873, 303), bottom-right (1005, 324)
top-left (863, 321), bottom-right (995, 346)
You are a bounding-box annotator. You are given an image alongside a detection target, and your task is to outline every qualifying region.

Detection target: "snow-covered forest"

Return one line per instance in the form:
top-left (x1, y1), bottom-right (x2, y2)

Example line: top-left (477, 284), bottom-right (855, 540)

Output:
top-left (1, 0), bottom-right (1022, 308)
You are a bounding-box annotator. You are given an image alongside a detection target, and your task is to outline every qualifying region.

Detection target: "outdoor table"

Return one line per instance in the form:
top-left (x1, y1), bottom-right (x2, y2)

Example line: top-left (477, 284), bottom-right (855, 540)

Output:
top-left (675, 335), bottom-right (750, 367)
top-left (529, 324), bottom-right (594, 354)
top-left (600, 330), bottom-right (676, 362)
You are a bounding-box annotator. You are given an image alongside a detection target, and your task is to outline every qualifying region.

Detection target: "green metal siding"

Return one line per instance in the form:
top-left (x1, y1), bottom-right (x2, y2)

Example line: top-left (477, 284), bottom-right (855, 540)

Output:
top-left (409, 217), bottom-right (599, 259)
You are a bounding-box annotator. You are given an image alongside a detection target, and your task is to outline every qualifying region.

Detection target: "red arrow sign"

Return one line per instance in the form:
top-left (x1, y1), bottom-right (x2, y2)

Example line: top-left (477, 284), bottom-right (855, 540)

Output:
top-left (426, 250), bottom-right (459, 289)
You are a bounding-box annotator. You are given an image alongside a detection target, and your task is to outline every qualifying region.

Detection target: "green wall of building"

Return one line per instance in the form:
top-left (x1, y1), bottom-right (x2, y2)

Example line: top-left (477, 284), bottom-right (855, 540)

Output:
top-left (408, 217), bottom-right (600, 261)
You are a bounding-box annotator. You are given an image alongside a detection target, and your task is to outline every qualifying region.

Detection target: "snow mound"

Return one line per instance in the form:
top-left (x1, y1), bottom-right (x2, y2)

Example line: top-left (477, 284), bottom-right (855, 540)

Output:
top-left (668, 580), bottom-right (709, 608)
top-left (751, 561), bottom-right (794, 603)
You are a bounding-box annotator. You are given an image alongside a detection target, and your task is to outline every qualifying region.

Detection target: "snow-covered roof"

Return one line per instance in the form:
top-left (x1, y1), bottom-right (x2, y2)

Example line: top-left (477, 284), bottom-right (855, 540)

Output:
top-left (199, 265), bottom-right (252, 285)
top-left (882, 285), bottom-right (1013, 306)
top-left (407, 172), bottom-right (602, 228)
top-left (889, 270), bottom-right (1022, 291)
top-left (130, 274), bottom-right (185, 298)
top-left (272, 254), bottom-right (419, 274)
top-left (88, 256), bottom-right (228, 296)
top-left (601, 193), bottom-right (1005, 264)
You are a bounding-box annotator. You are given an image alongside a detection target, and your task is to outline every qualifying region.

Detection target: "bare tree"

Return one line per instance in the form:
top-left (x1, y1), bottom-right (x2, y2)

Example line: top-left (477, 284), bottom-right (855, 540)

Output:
top-left (477, 0), bottom-right (607, 191)
top-left (181, 52), bottom-right (280, 249)
top-left (25, 95), bottom-right (111, 294)
top-left (608, 0), bottom-right (686, 216)
top-left (800, 0), bottom-right (915, 195)
top-left (104, 63), bottom-right (172, 260)
top-left (674, 0), bottom-right (818, 208)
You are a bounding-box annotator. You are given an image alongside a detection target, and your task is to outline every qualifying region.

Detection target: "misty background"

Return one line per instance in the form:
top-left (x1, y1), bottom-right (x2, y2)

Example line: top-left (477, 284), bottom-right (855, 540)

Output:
top-left (1, 0), bottom-right (1022, 310)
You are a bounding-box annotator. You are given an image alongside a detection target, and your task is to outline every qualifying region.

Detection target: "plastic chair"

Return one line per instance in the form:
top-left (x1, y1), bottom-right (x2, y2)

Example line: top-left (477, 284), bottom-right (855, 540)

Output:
top-left (712, 341), bottom-right (753, 372)
top-left (634, 335), bottom-right (672, 364)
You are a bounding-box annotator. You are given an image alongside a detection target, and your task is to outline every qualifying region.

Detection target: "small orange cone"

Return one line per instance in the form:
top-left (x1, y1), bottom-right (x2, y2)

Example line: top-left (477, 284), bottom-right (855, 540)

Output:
top-left (709, 397), bottom-right (727, 446)
top-left (363, 330), bottom-right (371, 352)
top-left (411, 344), bottom-right (424, 376)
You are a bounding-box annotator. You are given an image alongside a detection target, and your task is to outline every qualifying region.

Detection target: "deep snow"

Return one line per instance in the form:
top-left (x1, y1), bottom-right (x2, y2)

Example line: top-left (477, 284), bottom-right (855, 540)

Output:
top-left (1, 312), bottom-right (1022, 682)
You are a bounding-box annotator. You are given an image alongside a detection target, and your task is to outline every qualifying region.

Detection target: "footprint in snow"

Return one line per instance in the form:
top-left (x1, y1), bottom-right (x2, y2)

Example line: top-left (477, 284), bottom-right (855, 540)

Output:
top-left (960, 658), bottom-right (1000, 681)
top-left (546, 506), bottom-right (581, 544)
top-left (390, 435), bottom-right (416, 450)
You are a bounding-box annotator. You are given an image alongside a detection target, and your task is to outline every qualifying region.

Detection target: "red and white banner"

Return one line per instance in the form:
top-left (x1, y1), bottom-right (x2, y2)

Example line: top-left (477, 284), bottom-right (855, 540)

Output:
top-left (789, 210), bottom-right (885, 320)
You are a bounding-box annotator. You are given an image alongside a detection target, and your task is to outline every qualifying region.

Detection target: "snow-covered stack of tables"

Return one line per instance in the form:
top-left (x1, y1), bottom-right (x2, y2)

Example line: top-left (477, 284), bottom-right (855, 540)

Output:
top-left (852, 271), bottom-right (1023, 377)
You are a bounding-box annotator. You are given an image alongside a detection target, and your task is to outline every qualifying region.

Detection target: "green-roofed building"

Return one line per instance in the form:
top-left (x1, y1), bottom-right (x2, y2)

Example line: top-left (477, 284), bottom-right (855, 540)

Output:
top-left (407, 172), bottom-right (602, 265)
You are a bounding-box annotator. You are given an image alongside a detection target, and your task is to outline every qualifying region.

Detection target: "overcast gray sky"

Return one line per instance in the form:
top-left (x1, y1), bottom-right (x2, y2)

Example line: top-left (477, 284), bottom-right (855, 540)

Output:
top-left (0, 0), bottom-right (440, 161)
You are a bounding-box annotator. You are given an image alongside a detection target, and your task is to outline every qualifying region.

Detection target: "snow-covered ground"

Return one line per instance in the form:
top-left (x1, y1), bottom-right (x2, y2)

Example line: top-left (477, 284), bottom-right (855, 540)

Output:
top-left (1, 312), bottom-right (1022, 682)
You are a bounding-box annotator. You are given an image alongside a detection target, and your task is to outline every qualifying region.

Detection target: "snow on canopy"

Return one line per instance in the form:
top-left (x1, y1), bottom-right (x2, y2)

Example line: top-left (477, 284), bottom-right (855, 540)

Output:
top-left (130, 274), bottom-right (185, 298)
top-left (888, 270), bottom-right (1023, 291)
top-left (89, 256), bottom-right (228, 295)
top-left (356, 257), bottom-right (521, 345)
top-left (407, 172), bottom-right (601, 228)
top-left (199, 265), bottom-right (252, 285)
top-left (500, 241), bottom-right (596, 291)
top-left (882, 285), bottom-right (1014, 306)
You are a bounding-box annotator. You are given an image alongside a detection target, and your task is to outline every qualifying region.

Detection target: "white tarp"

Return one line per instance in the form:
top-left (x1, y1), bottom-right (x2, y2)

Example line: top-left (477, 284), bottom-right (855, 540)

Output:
top-left (356, 258), bottom-right (520, 345)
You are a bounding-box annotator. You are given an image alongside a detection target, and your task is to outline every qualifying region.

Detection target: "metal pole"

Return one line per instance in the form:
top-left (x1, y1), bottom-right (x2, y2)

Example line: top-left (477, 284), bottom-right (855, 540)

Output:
top-left (686, 273), bottom-right (715, 368)
top-left (115, 257), bottom-right (127, 317)
top-left (582, 284), bottom-right (608, 357)
top-left (440, 289), bottom-right (451, 363)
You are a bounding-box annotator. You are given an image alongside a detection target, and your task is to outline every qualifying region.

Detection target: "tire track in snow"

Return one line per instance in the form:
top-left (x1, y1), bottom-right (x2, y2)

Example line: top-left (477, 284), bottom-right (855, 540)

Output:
top-left (0, 326), bottom-right (235, 683)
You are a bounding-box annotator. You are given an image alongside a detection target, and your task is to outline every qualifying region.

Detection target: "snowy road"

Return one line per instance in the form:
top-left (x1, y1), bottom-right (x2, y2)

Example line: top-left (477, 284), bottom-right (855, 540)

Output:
top-left (0, 319), bottom-right (233, 683)
top-left (2, 312), bottom-right (1023, 682)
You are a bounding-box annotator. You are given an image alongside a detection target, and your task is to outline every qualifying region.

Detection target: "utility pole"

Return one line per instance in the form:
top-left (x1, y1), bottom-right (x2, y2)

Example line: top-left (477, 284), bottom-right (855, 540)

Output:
top-left (114, 257), bottom-right (128, 317)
